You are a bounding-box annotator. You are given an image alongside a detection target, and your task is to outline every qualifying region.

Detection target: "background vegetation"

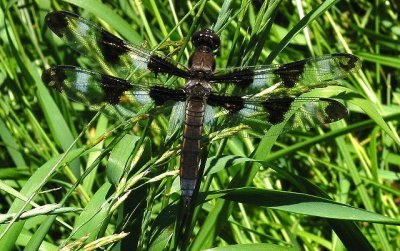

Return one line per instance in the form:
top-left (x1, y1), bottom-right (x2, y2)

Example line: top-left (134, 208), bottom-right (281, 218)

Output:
top-left (0, 0), bottom-right (399, 250)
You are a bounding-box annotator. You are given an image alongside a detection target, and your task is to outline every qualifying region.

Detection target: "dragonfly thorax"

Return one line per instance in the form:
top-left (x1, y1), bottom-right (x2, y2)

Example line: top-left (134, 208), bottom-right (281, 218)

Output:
top-left (188, 29), bottom-right (219, 76)
top-left (185, 80), bottom-right (211, 98)
top-left (188, 49), bottom-right (216, 76)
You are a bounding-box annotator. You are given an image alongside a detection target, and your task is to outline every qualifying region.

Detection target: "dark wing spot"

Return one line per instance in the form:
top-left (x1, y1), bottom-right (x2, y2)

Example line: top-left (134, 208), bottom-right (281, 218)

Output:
top-left (148, 55), bottom-right (174, 76)
top-left (321, 98), bottom-right (348, 122)
top-left (229, 68), bottom-right (255, 86)
top-left (207, 94), bottom-right (244, 113)
top-left (263, 98), bottom-right (295, 125)
top-left (148, 55), bottom-right (190, 78)
top-left (41, 67), bottom-right (67, 92)
top-left (149, 86), bottom-right (186, 105)
top-left (45, 11), bottom-right (71, 38)
top-left (99, 30), bottom-right (131, 63)
top-left (101, 75), bottom-right (132, 104)
top-left (333, 53), bottom-right (359, 72)
top-left (273, 60), bottom-right (306, 88)
top-left (207, 68), bottom-right (255, 86)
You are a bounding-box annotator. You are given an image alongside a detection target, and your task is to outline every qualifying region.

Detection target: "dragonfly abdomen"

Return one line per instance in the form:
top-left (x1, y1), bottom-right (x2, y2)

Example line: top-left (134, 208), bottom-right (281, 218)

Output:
top-left (180, 99), bottom-right (205, 206)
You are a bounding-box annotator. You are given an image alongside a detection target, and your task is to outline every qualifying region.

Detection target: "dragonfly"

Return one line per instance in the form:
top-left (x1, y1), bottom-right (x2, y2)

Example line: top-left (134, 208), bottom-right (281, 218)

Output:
top-left (41, 11), bottom-right (361, 207)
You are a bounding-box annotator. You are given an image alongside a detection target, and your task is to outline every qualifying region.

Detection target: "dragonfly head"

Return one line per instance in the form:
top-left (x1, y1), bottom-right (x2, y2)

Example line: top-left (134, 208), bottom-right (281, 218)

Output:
top-left (192, 28), bottom-right (220, 51)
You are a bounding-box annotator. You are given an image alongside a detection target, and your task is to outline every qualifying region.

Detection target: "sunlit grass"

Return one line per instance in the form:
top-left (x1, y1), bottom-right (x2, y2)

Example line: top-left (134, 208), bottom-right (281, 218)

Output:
top-left (0, 0), bottom-right (399, 250)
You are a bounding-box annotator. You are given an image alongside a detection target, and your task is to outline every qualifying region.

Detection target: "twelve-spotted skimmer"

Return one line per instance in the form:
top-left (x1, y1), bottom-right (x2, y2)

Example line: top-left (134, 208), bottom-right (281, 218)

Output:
top-left (42, 11), bottom-right (361, 207)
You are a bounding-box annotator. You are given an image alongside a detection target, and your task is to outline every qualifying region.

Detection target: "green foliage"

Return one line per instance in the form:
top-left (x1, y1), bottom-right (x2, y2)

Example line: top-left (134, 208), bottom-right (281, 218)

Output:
top-left (0, 0), bottom-right (399, 250)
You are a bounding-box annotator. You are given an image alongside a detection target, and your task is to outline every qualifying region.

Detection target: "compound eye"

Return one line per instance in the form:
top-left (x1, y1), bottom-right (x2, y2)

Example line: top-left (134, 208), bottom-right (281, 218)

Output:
top-left (210, 33), bottom-right (220, 50)
top-left (192, 29), bottom-right (220, 50)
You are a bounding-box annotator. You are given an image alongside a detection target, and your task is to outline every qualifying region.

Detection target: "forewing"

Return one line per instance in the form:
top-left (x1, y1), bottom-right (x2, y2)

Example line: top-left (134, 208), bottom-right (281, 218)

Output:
top-left (45, 11), bottom-right (190, 81)
top-left (208, 53), bottom-right (361, 95)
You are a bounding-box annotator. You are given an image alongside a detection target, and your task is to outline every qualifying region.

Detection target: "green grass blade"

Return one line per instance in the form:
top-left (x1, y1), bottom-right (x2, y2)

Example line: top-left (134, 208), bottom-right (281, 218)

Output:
top-left (266, 0), bottom-right (339, 63)
top-left (210, 188), bottom-right (399, 224)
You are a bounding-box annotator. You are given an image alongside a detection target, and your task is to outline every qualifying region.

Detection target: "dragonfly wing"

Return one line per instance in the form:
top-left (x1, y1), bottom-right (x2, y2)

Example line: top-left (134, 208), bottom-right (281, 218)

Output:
top-left (208, 53), bottom-right (361, 95)
top-left (45, 11), bottom-right (190, 80)
top-left (41, 66), bottom-right (187, 119)
top-left (206, 93), bottom-right (348, 136)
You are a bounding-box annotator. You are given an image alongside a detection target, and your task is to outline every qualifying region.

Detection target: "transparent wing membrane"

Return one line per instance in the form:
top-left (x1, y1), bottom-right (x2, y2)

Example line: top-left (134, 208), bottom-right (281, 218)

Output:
top-left (209, 53), bottom-right (361, 95)
top-left (41, 66), bottom-right (187, 120)
top-left (45, 11), bottom-right (190, 83)
top-left (205, 96), bottom-right (348, 136)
